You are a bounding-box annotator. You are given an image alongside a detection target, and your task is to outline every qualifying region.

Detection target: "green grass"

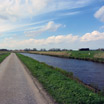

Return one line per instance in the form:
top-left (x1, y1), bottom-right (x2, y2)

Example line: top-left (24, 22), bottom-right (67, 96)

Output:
top-left (68, 51), bottom-right (100, 58)
top-left (67, 51), bottom-right (104, 62)
top-left (0, 53), bottom-right (10, 63)
top-left (28, 50), bottom-right (104, 63)
top-left (17, 53), bottom-right (104, 104)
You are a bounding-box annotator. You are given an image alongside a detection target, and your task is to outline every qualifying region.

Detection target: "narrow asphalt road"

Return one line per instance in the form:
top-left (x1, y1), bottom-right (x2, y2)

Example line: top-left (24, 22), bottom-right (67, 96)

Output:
top-left (0, 53), bottom-right (54, 104)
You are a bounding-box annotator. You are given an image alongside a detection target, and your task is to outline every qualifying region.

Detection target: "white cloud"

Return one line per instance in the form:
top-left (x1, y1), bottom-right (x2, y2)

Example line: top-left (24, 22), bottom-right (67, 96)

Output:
top-left (48, 0), bottom-right (92, 12)
top-left (0, 19), bottom-right (53, 33)
top-left (0, 0), bottom-right (92, 22)
top-left (1, 30), bottom-right (104, 49)
top-left (25, 21), bottom-right (62, 37)
top-left (80, 31), bottom-right (104, 41)
top-left (44, 34), bottom-right (79, 44)
top-left (0, 0), bottom-right (47, 21)
top-left (60, 11), bottom-right (80, 16)
top-left (0, 23), bottom-right (17, 33)
top-left (0, 34), bottom-right (79, 49)
top-left (0, 0), bottom-right (93, 34)
top-left (94, 6), bottom-right (104, 22)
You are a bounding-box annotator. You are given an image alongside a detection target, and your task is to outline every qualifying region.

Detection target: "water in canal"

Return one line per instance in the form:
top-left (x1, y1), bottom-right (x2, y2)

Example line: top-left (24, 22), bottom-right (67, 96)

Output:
top-left (21, 53), bottom-right (104, 90)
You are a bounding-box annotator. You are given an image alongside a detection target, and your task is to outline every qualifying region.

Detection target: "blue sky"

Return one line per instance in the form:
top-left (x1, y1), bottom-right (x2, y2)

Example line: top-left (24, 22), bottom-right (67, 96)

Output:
top-left (0, 0), bottom-right (104, 50)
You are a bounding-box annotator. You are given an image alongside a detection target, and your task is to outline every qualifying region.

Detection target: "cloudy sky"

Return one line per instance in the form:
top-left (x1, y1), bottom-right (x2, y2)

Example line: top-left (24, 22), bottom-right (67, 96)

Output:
top-left (0, 0), bottom-right (104, 50)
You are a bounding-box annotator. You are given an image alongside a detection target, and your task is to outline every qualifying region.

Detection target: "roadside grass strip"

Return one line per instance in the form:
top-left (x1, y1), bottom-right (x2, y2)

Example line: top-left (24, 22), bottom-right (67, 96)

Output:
top-left (17, 53), bottom-right (104, 104)
top-left (0, 53), bottom-right (10, 63)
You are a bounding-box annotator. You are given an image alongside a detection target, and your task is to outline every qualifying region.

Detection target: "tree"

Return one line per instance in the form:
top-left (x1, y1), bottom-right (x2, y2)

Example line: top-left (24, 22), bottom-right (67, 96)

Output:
top-left (33, 48), bottom-right (37, 51)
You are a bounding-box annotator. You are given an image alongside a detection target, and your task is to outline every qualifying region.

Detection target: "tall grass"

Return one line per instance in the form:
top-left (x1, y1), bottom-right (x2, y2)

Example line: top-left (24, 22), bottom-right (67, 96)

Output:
top-left (29, 51), bottom-right (70, 57)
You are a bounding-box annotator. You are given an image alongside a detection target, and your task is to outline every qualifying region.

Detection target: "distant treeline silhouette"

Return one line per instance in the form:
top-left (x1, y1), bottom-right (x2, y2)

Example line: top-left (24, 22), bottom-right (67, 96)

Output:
top-left (0, 49), bottom-right (8, 51)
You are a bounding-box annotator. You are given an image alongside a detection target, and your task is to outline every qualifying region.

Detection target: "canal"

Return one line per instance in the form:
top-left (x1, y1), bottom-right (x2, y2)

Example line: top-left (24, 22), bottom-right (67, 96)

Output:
top-left (21, 53), bottom-right (104, 90)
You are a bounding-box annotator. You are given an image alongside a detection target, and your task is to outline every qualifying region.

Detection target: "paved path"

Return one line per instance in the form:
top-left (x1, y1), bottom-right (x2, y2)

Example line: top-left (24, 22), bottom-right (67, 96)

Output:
top-left (0, 53), bottom-right (53, 104)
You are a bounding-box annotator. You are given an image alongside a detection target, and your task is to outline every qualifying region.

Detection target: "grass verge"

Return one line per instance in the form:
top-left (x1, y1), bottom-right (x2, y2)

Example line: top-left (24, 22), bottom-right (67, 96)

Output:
top-left (17, 53), bottom-right (104, 104)
top-left (0, 53), bottom-right (10, 63)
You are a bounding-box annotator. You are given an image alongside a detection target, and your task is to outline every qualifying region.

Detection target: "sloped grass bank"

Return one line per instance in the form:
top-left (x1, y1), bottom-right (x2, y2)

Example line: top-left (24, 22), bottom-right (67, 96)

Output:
top-left (68, 51), bottom-right (104, 63)
top-left (17, 53), bottom-right (104, 104)
top-left (0, 53), bottom-right (10, 63)
top-left (28, 51), bottom-right (104, 63)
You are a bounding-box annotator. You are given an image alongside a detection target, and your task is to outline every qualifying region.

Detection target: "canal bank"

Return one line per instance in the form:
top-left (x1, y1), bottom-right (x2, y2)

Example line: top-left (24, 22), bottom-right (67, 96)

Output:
top-left (17, 53), bottom-right (104, 104)
top-left (28, 51), bottom-right (104, 63)
top-left (20, 53), bottom-right (104, 90)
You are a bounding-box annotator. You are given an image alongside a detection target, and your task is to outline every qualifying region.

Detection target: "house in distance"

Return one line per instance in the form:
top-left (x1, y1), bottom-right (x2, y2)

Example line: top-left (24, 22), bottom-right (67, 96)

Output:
top-left (79, 48), bottom-right (89, 51)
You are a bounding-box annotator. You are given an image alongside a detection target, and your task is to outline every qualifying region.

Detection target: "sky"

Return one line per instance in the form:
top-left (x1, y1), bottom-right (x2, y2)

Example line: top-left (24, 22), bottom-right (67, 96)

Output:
top-left (0, 0), bottom-right (104, 50)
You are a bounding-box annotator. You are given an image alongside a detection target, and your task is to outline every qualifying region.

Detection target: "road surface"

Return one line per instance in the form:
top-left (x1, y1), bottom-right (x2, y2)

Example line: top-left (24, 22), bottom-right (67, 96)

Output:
top-left (0, 53), bottom-right (54, 104)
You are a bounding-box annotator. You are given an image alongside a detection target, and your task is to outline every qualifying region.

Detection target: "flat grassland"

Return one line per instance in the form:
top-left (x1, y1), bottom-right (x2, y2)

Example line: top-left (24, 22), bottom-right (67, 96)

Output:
top-left (28, 51), bottom-right (104, 63)
top-left (17, 53), bottom-right (104, 104)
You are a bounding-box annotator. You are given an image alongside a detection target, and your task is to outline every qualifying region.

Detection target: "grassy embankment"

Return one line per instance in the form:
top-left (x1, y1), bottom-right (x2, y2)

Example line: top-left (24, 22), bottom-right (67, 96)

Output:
top-left (28, 51), bottom-right (104, 63)
top-left (17, 53), bottom-right (104, 104)
top-left (0, 53), bottom-right (10, 63)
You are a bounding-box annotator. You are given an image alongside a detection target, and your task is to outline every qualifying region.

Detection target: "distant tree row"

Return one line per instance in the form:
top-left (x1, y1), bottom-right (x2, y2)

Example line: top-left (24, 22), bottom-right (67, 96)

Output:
top-left (23, 48), bottom-right (104, 52)
top-left (7, 48), bottom-right (104, 52)
top-left (96, 48), bottom-right (104, 51)
top-left (0, 49), bottom-right (8, 51)
top-left (23, 48), bottom-right (71, 51)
